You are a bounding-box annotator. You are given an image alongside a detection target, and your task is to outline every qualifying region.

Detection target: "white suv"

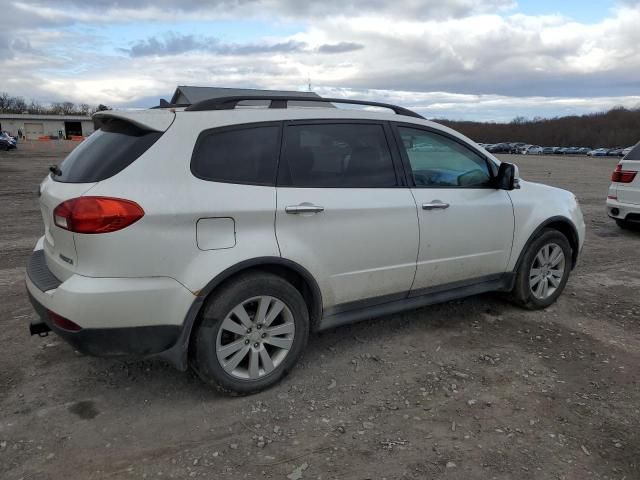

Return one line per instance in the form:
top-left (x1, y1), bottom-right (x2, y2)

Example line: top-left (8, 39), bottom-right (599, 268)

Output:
top-left (606, 141), bottom-right (640, 229)
top-left (26, 96), bottom-right (585, 394)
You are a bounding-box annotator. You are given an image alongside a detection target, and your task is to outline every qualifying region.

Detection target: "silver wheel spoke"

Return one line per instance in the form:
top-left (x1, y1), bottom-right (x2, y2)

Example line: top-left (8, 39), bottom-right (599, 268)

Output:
top-left (223, 345), bottom-right (250, 372)
top-left (550, 268), bottom-right (563, 278)
top-left (549, 249), bottom-right (564, 267)
top-left (248, 348), bottom-right (260, 379)
top-left (530, 268), bottom-right (542, 278)
top-left (530, 274), bottom-right (543, 288)
top-left (534, 277), bottom-right (545, 297)
top-left (264, 300), bottom-right (285, 327)
top-left (255, 296), bottom-right (271, 324)
top-left (264, 336), bottom-right (293, 350)
top-left (221, 317), bottom-right (247, 336)
top-left (535, 251), bottom-right (546, 266)
top-left (548, 274), bottom-right (560, 287)
top-left (259, 347), bottom-right (275, 374)
top-left (232, 304), bottom-right (253, 328)
top-left (217, 338), bottom-right (246, 359)
top-left (540, 278), bottom-right (548, 298)
top-left (266, 322), bottom-right (295, 336)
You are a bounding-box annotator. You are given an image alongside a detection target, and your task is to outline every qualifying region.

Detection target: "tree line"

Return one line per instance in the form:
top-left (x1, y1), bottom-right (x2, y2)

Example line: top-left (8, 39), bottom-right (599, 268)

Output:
top-left (436, 106), bottom-right (640, 148)
top-left (0, 92), bottom-right (110, 115)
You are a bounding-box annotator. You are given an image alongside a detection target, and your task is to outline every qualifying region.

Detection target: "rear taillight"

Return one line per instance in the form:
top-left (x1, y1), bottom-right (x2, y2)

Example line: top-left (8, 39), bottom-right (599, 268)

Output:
top-left (53, 196), bottom-right (144, 234)
top-left (611, 164), bottom-right (637, 183)
top-left (48, 310), bottom-right (82, 331)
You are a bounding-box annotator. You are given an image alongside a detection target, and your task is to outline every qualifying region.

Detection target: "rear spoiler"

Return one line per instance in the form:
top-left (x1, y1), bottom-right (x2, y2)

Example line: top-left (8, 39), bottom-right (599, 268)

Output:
top-left (92, 110), bottom-right (175, 132)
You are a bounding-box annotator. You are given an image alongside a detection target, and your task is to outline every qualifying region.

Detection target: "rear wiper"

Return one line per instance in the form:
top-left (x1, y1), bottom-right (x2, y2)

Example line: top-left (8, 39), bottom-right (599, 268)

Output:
top-left (49, 165), bottom-right (62, 176)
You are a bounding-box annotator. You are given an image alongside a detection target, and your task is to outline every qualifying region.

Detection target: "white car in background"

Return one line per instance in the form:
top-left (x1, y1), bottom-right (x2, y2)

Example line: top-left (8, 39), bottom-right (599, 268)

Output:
top-left (607, 142), bottom-right (640, 229)
top-left (524, 145), bottom-right (543, 155)
top-left (25, 95), bottom-right (585, 394)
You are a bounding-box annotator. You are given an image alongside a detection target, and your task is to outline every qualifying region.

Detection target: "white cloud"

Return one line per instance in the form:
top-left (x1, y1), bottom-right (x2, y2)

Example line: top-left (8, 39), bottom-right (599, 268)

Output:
top-left (1, 0), bottom-right (640, 120)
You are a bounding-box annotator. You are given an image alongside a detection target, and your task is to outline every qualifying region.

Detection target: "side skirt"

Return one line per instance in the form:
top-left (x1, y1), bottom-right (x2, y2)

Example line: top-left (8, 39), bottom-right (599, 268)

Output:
top-left (317, 273), bottom-right (515, 332)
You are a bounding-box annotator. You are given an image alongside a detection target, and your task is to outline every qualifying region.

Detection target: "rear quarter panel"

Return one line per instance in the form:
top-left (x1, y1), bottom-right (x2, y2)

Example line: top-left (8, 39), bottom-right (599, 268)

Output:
top-left (73, 111), bottom-right (280, 293)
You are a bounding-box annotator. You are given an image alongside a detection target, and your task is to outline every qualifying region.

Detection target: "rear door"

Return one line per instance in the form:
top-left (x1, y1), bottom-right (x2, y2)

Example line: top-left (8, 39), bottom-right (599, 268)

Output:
top-left (393, 124), bottom-right (514, 292)
top-left (275, 121), bottom-right (419, 311)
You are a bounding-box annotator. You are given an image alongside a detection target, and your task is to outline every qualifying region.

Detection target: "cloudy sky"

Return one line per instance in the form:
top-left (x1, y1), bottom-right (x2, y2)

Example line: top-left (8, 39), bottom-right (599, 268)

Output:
top-left (1, 0), bottom-right (640, 121)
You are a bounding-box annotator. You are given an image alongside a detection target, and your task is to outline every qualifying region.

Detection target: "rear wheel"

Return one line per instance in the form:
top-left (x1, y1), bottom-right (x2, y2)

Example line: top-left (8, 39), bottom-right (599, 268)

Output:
top-left (511, 229), bottom-right (572, 310)
top-left (192, 272), bottom-right (309, 394)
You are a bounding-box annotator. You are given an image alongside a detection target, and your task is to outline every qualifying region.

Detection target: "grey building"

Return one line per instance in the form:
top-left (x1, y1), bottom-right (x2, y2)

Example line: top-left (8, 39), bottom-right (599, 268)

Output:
top-left (0, 113), bottom-right (94, 140)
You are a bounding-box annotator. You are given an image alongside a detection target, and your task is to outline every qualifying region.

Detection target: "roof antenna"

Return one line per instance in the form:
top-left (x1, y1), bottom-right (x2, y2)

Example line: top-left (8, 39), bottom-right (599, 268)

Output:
top-left (307, 73), bottom-right (312, 92)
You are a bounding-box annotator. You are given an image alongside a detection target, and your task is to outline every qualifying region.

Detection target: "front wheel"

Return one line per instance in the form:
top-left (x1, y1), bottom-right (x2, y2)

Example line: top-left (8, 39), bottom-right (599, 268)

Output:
top-left (192, 272), bottom-right (309, 395)
top-left (511, 229), bottom-right (572, 310)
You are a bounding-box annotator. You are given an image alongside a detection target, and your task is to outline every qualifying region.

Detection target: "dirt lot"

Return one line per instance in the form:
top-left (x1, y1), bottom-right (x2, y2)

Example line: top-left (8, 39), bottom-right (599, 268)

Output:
top-left (1, 143), bottom-right (639, 480)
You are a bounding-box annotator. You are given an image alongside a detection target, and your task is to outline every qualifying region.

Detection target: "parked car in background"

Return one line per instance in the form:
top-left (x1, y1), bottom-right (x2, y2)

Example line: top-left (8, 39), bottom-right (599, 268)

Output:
top-left (517, 144), bottom-right (532, 154)
top-left (588, 148), bottom-right (610, 157)
top-left (486, 143), bottom-right (512, 153)
top-left (24, 95), bottom-right (585, 393)
top-left (607, 142), bottom-right (640, 229)
top-left (578, 147), bottom-right (591, 154)
top-left (542, 147), bottom-right (555, 155)
top-left (608, 147), bottom-right (624, 156)
top-left (0, 132), bottom-right (17, 151)
top-left (510, 142), bottom-right (526, 153)
top-left (565, 147), bottom-right (580, 155)
top-left (524, 145), bottom-right (543, 155)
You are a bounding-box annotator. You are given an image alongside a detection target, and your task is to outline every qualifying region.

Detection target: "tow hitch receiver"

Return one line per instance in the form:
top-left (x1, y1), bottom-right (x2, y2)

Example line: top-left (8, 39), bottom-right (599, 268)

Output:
top-left (30, 320), bottom-right (51, 337)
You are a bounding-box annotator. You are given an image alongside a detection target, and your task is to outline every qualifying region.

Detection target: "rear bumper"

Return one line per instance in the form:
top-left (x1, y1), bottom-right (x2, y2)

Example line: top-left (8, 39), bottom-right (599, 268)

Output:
top-left (27, 290), bottom-right (180, 356)
top-left (25, 247), bottom-right (194, 358)
top-left (606, 198), bottom-right (640, 222)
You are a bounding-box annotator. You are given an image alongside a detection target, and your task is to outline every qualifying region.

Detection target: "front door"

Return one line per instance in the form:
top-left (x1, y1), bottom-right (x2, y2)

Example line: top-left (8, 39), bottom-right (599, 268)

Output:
top-left (394, 125), bottom-right (514, 293)
top-left (276, 121), bottom-right (419, 311)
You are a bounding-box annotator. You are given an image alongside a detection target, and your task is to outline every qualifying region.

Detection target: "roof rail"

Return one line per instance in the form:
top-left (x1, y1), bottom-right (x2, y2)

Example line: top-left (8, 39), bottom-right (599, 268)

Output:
top-left (184, 96), bottom-right (425, 119)
top-left (150, 98), bottom-right (191, 109)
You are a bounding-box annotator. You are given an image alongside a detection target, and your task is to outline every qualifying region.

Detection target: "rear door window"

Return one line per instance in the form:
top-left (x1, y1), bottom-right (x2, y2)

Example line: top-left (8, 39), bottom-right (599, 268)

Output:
top-left (278, 123), bottom-right (397, 188)
top-left (191, 124), bottom-right (280, 185)
top-left (54, 119), bottom-right (162, 183)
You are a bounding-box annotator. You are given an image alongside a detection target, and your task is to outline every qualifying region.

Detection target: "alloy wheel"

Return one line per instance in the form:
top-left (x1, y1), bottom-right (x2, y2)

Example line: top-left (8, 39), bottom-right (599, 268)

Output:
top-left (529, 243), bottom-right (566, 300)
top-left (215, 296), bottom-right (295, 380)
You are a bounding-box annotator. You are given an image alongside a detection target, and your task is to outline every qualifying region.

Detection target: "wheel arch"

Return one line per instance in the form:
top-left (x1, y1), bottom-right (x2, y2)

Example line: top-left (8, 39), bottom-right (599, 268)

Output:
top-left (157, 257), bottom-right (322, 371)
top-left (513, 216), bottom-right (580, 273)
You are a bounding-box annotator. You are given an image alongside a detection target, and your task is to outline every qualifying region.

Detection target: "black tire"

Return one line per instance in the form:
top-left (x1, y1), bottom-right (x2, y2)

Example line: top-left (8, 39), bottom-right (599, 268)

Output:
top-left (511, 229), bottom-right (573, 310)
top-left (615, 219), bottom-right (629, 229)
top-left (192, 272), bottom-right (309, 395)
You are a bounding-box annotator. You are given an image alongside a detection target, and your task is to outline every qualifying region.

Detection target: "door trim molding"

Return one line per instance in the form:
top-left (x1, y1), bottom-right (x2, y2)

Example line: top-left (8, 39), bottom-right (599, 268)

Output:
top-left (318, 273), bottom-right (514, 331)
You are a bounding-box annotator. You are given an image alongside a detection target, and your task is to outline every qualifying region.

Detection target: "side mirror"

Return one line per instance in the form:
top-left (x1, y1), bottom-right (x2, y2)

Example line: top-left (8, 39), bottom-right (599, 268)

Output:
top-left (496, 162), bottom-right (520, 190)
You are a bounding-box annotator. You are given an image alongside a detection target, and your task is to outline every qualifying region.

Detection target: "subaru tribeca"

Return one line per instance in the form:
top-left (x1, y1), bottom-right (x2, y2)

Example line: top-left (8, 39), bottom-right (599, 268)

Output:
top-left (26, 96), bottom-right (585, 394)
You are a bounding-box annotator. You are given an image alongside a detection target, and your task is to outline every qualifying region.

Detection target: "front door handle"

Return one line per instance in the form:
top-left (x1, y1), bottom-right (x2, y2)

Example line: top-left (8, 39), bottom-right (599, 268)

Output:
top-left (422, 200), bottom-right (450, 210)
top-left (285, 204), bottom-right (325, 214)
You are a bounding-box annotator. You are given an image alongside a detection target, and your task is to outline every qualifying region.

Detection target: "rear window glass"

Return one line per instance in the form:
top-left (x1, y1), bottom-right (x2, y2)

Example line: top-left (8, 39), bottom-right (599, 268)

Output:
top-left (624, 142), bottom-right (640, 160)
top-left (54, 119), bottom-right (162, 183)
top-left (191, 125), bottom-right (280, 185)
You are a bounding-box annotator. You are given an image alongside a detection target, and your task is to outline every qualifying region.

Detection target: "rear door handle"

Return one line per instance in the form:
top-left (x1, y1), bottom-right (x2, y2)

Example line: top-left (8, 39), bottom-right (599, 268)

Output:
top-left (285, 204), bottom-right (325, 214)
top-left (422, 200), bottom-right (450, 210)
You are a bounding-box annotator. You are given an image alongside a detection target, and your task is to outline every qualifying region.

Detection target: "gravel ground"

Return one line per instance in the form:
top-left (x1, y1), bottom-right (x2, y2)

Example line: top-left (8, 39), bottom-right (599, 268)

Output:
top-left (1, 144), bottom-right (639, 480)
